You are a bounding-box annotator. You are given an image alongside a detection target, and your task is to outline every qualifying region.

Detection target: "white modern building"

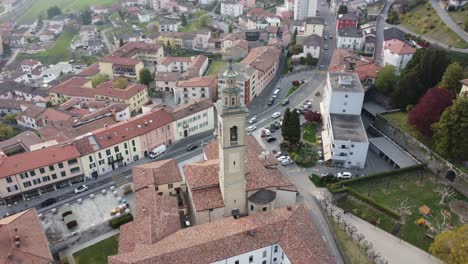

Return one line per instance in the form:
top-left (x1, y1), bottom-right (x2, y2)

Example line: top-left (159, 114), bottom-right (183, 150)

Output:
top-left (383, 39), bottom-right (416, 72)
top-left (321, 72), bottom-right (369, 169)
top-left (171, 99), bottom-right (215, 140)
top-left (337, 27), bottom-right (364, 51)
top-left (221, 0), bottom-right (244, 17)
top-left (174, 75), bottom-right (217, 105)
top-left (294, 0), bottom-right (317, 20)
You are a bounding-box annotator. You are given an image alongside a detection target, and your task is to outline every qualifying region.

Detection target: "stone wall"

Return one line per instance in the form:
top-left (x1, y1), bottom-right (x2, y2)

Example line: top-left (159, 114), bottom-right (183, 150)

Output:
top-left (373, 111), bottom-right (468, 196)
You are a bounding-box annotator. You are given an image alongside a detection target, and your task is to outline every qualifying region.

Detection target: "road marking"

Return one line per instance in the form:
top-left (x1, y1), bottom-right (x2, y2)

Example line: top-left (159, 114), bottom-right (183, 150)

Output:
top-left (322, 235), bottom-right (327, 242)
top-left (302, 201), bottom-right (312, 210)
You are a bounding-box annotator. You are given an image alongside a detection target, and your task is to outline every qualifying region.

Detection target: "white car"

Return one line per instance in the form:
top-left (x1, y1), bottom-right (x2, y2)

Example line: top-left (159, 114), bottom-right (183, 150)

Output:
top-left (264, 129), bottom-right (271, 136)
top-left (281, 158), bottom-right (294, 166)
top-left (274, 152), bottom-right (284, 158)
top-left (74, 185), bottom-right (88, 194)
top-left (337, 172), bottom-right (352, 180)
top-left (248, 117), bottom-right (257, 124)
top-left (277, 155), bottom-right (289, 162)
top-left (247, 125), bottom-right (257, 132)
top-left (272, 112), bottom-right (282, 119)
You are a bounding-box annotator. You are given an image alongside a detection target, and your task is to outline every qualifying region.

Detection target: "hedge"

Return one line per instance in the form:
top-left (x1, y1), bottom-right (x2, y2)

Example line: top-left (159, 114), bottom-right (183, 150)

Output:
top-left (347, 189), bottom-right (401, 219)
top-left (329, 187), bottom-right (349, 194)
top-left (310, 174), bottom-right (339, 187)
top-left (109, 213), bottom-right (134, 229)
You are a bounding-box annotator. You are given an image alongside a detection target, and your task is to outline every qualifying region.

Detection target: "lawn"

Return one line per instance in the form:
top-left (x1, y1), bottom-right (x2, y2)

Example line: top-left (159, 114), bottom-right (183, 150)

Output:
top-left (206, 60), bottom-right (226, 75)
top-left (302, 123), bottom-right (316, 143)
top-left (290, 144), bottom-right (318, 167)
top-left (287, 84), bottom-right (301, 97)
top-left (447, 8), bottom-right (468, 25)
top-left (340, 170), bottom-right (468, 251)
top-left (329, 217), bottom-right (373, 264)
top-left (179, 21), bottom-right (199, 33)
top-left (73, 234), bottom-right (119, 264)
top-left (18, 0), bottom-right (118, 23)
top-left (382, 111), bottom-right (432, 147)
top-left (399, 2), bottom-right (468, 48)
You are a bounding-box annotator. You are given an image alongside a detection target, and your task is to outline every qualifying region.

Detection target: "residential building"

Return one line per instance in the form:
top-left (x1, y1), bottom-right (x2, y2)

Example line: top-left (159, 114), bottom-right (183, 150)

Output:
top-left (0, 81), bottom-right (47, 103)
top-left (240, 45), bottom-right (281, 98)
top-left (169, 98), bottom-right (215, 140)
top-left (49, 77), bottom-right (149, 113)
top-left (336, 13), bottom-right (358, 30)
top-left (240, 0), bottom-right (256, 8)
top-left (0, 209), bottom-right (53, 263)
top-left (321, 72), bottom-right (369, 168)
top-left (91, 6), bottom-right (109, 14)
top-left (79, 25), bottom-right (97, 42)
top-left (0, 131), bottom-right (43, 157)
top-left (383, 27), bottom-right (406, 43)
top-left (221, 0), bottom-right (244, 17)
top-left (383, 39), bottom-right (416, 72)
top-left (460, 79), bottom-right (468, 97)
top-left (175, 75), bottom-right (218, 105)
top-left (222, 39), bottom-right (249, 61)
top-left (156, 55), bottom-right (208, 77)
top-left (294, 0), bottom-right (317, 20)
top-left (218, 63), bottom-right (257, 106)
top-left (447, 0), bottom-right (468, 9)
top-left (156, 32), bottom-right (183, 48)
top-left (0, 144), bottom-right (84, 203)
top-left (159, 18), bottom-right (180, 32)
top-left (16, 104), bottom-right (73, 130)
top-left (133, 159), bottom-right (184, 196)
top-left (20, 59), bottom-right (42, 74)
top-left (337, 27), bottom-right (364, 51)
top-left (155, 72), bottom-right (179, 93)
top-left (99, 56), bottom-right (144, 81)
top-left (0, 99), bottom-right (23, 115)
top-left (302, 34), bottom-right (322, 58)
top-left (304, 16), bottom-right (325, 37)
top-left (137, 11), bottom-right (151, 23)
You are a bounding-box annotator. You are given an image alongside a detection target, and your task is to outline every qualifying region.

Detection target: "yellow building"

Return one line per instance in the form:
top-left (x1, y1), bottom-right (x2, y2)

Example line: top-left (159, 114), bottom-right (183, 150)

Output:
top-left (156, 32), bottom-right (183, 48)
top-left (98, 59), bottom-right (144, 81)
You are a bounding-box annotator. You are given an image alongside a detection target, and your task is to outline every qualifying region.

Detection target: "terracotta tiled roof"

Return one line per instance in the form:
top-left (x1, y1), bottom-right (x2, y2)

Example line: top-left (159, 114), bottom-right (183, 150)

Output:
top-left (118, 188), bottom-right (181, 254)
top-left (133, 159), bottom-right (183, 191)
top-left (100, 56), bottom-right (141, 66)
top-left (328, 49), bottom-right (371, 72)
top-left (108, 205), bottom-right (333, 264)
top-left (184, 159), bottom-right (219, 189)
top-left (338, 13), bottom-right (358, 21)
top-left (155, 72), bottom-right (179, 82)
top-left (159, 56), bottom-right (192, 66)
top-left (190, 55), bottom-right (208, 70)
top-left (168, 98), bottom-right (213, 120)
top-left (190, 186), bottom-right (224, 212)
top-left (0, 144), bottom-right (80, 178)
top-left (177, 75), bottom-right (217, 88)
top-left (0, 99), bottom-right (23, 111)
top-left (78, 63), bottom-right (100, 76)
top-left (49, 77), bottom-right (94, 97)
top-left (0, 132), bottom-right (43, 152)
top-left (94, 81), bottom-right (146, 100)
top-left (384, 39), bottom-right (416, 55)
top-left (247, 7), bottom-right (275, 18)
top-left (354, 63), bottom-right (382, 80)
top-left (241, 45), bottom-right (281, 73)
top-left (72, 134), bottom-right (101, 156)
top-left (0, 209), bottom-right (53, 264)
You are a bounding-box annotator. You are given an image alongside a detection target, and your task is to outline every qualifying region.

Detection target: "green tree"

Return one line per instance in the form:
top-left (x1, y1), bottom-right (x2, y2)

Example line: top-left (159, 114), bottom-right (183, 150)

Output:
top-left (91, 74), bottom-right (108, 88)
top-left (114, 77), bottom-right (129, 89)
top-left (291, 27), bottom-right (298, 46)
top-left (432, 97), bottom-right (468, 161)
top-left (3, 113), bottom-right (17, 124)
top-left (139, 68), bottom-right (153, 86)
top-left (305, 53), bottom-right (317, 66)
top-left (47, 6), bottom-right (61, 19)
top-left (338, 5), bottom-right (348, 15)
top-left (81, 8), bottom-right (93, 25)
top-left (37, 14), bottom-right (43, 26)
top-left (376, 65), bottom-right (399, 95)
top-left (387, 10), bottom-right (399, 25)
top-left (199, 14), bottom-right (210, 27)
top-left (228, 24), bottom-right (233, 33)
top-left (289, 110), bottom-right (301, 145)
top-left (391, 69), bottom-right (422, 109)
top-left (289, 44), bottom-right (302, 55)
top-left (281, 108), bottom-right (291, 141)
top-left (440, 62), bottom-right (464, 93)
top-left (46, 101), bottom-right (53, 108)
top-left (429, 224), bottom-right (468, 264)
top-left (299, 57), bottom-right (306, 65)
top-left (181, 13), bottom-right (187, 26)
top-left (0, 124), bottom-right (16, 139)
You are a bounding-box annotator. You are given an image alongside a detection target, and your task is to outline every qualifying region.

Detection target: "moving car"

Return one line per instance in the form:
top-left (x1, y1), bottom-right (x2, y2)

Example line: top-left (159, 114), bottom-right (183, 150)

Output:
top-left (74, 185), bottom-right (88, 194)
top-left (323, 45), bottom-right (328, 50)
top-left (272, 112), bottom-right (282, 119)
top-left (272, 88), bottom-right (281, 98)
top-left (337, 172), bottom-right (352, 180)
top-left (186, 144), bottom-right (198, 151)
top-left (248, 117), bottom-right (257, 124)
top-left (324, 36), bottom-right (328, 40)
top-left (267, 98), bottom-right (275, 106)
top-left (330, 34), bottom-right (333, 39)
top-left (266, 136), bottom-right (277, 142)
top-left (247, 125), bottom-right (257, 132)
top-left (281, 99), bottom-right (289, 106)
top-left (281, 158), bottom-right (294, 166)
top-left (41, 198), bottom-right (57, 208)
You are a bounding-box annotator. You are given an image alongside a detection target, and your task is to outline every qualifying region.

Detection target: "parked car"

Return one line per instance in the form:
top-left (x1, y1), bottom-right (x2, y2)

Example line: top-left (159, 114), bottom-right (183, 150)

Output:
top-left (267, 98), bottom-right (275, 106)
top-left (247, 125), bottom-right (257, 132)
top-left (330, 34), bottom-right (333, 39)
top-left (149, 144), bottom-right (166, 159)
top-left (74, 185), bottom-right (88, 194)
top-left (272, 112), bottom-right (282, 119)
top-left (274, 152), bottom-right (285, 158)
top-left (186, 144), bottom-right (198, 151)
top-left (266, 136), bottom-right (277, 142)
top-left (261, 130), bottom-right (267, 138)
top-left (277, 155), bottom-right (289, 162)
top-left (321, 172), bottom-right (335, 179)
top-left (324, 36), bottom-right (328, 40)
top-left (337, 172), bottom-right (352, 180)
top-left (248, 117), bottom-right (257, 124)
top-left (292, 80), bottom-right (301, 86)
top-left (281, 158), bottom-right (294, 166)
top-left (281, 99), bottom-right (289, 106)
top-left (323, 45), bottom-right (328, 50)
top-left (41, 198), bottom-right (57, 208)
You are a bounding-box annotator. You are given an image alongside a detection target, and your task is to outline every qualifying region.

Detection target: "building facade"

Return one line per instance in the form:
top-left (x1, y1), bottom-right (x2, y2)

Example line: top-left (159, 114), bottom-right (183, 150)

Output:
top-left (294, 0), bottom-right (317, 20)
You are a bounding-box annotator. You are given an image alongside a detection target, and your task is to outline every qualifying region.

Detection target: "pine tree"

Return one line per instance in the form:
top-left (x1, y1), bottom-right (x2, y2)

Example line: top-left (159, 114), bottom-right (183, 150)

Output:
top-left (281, 108), bottom-right (291, 141)
top-left (289, 110), bottom-right (301, 145)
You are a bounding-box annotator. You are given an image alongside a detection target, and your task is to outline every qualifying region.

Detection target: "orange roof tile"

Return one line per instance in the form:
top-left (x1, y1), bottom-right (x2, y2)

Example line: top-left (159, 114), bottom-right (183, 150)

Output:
top-left (384, 39), bottom-right (416, 55)
top-left (133, 159), bottom-right (183, 191)
top-left (177, 75), bottom-right (217, 87)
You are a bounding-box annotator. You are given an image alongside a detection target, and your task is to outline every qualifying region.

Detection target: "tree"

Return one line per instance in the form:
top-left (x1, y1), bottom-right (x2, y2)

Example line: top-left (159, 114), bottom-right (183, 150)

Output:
top-left (289, 44), bottom-right (302, 55)
top-left (408, 87), bottom-right (455, 136)
top-left (304, 111), bottom-right (322, 123)
top-left (139, 68), bottom-right (153, 86)
top-left (429, 224), bottom-right (468, 264)
top-left (114, 77), bottom-right (129, 89)
top-left (198, 14), bottom-right (210, 27)
top-left (181, 13), bottom-right (187, 26)
top-left (299, 57), bottom-right (306, 65)
top-left (228, 24), bottom-right (233, 33)
top-left (435, 185), bottom-right (456, 205)
top-left (375, 65), bottom-right (398, 95)
top-left (119, 38), bottom-right (125, 47)
top-left (305, 53), bottom-right (317, 66)
top-left (291, 27), bottom-right (298, 46)
top-left (387, 10), bottom-right (399, 25)
top-left (46, 101), bottom-right (53, 108)
top-left (391, 69), bottom-right (422, 109)
top-left (81, 8), bottom-right (93, 25)
top-left (0, 124), bottom-right (16, 140)
top-left (338, 5), bottom-right (348, 15)
top-left (281, 108), bottom-right (291, 141)
top-left (47, 6), bottom-right (61, 19)
top-left (289, 110), bottom-right (301, 145)
top-left (91, 74), bottom-right (109, 88)
top-left (440, 62), bottom-right (464, 94)
top-left (37, 15), bottom-right (43, 26)
top-left (433, 97), bottom-right (468, 161)
top-left (3, 113), bottom-right (17, 124)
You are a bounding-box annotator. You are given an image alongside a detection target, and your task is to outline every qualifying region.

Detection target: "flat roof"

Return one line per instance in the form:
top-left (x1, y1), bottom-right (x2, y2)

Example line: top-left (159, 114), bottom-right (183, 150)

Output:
top-left (363, 101), bottom-right (387, 117)
top-left (330, 114), bottom-right (368, 142)
top-left (328, 72), bottom-right (364, 93)
top-left (369, 137), bottom-right (420, 168)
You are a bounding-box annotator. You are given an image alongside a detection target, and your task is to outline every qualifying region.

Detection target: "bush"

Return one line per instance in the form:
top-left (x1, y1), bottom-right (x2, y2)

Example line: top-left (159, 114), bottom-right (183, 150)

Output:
top-left (347, 189), bottom-right (401, 219)
top-left (310, 174), bottom-right (338, 187)
top-left (109, 213), bottom-right (133, 229)
top-left (123, 185), bottom-right (133, 195)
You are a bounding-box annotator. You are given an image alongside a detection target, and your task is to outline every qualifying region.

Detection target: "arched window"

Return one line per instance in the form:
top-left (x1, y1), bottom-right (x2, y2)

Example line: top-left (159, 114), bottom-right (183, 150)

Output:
top-left (230, 126), bottom-right (238, 144)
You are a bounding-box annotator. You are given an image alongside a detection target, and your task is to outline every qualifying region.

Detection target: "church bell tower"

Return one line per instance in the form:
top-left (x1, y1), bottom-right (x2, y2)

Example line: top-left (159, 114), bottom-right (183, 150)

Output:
top-left (215, 63), bottom-right (248, 218)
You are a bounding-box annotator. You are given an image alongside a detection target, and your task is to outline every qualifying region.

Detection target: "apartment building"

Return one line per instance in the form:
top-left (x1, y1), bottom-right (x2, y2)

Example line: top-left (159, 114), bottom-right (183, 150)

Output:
top-left (169, 98), bottom-right (215, 141)
top-left (294, 0), bottom-right (317, 20)
top-left (217, 63), bottom-right (257, 106)
top-left (0, 144), bottom-right (85, 204)
top-left (337, 27), bottom-right (364, 51)
top-left (383, 39), bottom-right (416, 72)
top-left (304, 16), bottom-right (324, 37)
top-left (155, 72), bottom-right (179, 93)
top-left (174, 75), bottom-right (218, 105)
top-left (133, 159), bottom-right (184, 196)
top-left (336, 13), bottom-right (358, 30)
top-left (221, 0), bottom-right (244, 17)
top-left (156, 55), bottom-right (208, 77)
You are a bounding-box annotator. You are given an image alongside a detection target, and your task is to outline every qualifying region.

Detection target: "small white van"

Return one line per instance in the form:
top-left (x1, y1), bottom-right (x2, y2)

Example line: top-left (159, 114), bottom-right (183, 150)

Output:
top-left (149, 145), bottom-right (166, 159)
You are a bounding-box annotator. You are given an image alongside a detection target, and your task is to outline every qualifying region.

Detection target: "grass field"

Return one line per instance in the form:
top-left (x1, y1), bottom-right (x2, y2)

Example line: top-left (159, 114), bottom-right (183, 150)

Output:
top-left (287, 84), bottom-right (301, 96)
top-left (447, 8), bottom-right (468, 25)
top-left (206, 61), bottom-right (226, 75)
top-left (73, 234), bottom-right (119, 264)
top-left (339, 170), bottom-right (467, 251)
top-left (400, 3), bottom-right (468, 48)
top-left (18, 0), bottom-right (119, 23)
top-left (302, 123), bottom-right (317, 143)
top-left (382, 112), bottom-right (432, 147)
top-left (329, 217), bottom-right (373, 264)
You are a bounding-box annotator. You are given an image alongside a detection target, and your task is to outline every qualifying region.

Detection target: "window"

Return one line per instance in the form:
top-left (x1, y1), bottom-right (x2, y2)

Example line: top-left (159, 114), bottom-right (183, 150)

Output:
top-left (262, 261), bottom-right (267, 264)
top-left (273, 258), bottom-right (277, 262)
top-left (249, 256), bottom-right (253, 263)
top-left (345, 94), bottom-right (348, 98)
top-left (51, 174), bottom-right (57, 180)
top-left (49, 165), bottom-right (55, 171)
top-left (124, 143), bottom-right (128, 149)
top-left (235, 261), bottom-right (239, 264)
top-left (20, 173), bottom-right (28, 179)
top-left (99, 160), bottom-right (105, 165)
top-left (114, 146), bottom-right (119, 152)
top-left (263, 251), bottom-right (267, 258)
top-left (132, 140), bottom-right (135, 147)
top-left (274, 245), bottom-right (278, 253)
top-left (98, 152), bottom-right (102, 159)
top-left (263, 207), bottom-right (268, 211)
top-left (168, 183), bottom-right (173, 189)
top-left (68, 159), bottom-right (78, 165)
top-left (106, 149), bottom-right (111, 156)
top-left (230, 126), bottom-right (238, 144)
top-left (58, 163), bottom-right (64, 169)
top-left (6, 177), bottom-right (13, 183)
top-left (23, 181), bottom-right (32, 188)
top-left (61, 171), bottom-right (66, 177)
top-left (250, 204), bottom-right (254, 211)
top-left (29, 170), bottom-right (36, 176)
top-left (39, 168), bottom-right (45, 174)
top-left (70, 167), bottom-right (80, 174)
top-left (89, 156), bottom-right (93, 162)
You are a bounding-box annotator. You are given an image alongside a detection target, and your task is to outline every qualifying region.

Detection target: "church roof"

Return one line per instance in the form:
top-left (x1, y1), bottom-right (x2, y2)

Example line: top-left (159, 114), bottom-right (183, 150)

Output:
top-left (248, 189), bottom-right (276, 204)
